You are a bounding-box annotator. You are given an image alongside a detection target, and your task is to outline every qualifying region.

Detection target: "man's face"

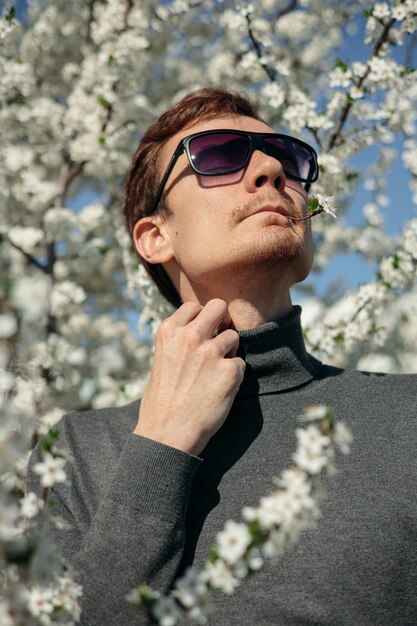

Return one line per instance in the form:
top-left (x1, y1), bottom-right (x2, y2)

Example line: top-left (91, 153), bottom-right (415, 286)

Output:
top-left (136, 114), bottom-right (314, 295)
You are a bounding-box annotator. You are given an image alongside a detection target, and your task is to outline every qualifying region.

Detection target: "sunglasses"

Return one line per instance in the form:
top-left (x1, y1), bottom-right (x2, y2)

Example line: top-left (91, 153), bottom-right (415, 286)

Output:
top-left (150, 129), bottom-right (319, 213)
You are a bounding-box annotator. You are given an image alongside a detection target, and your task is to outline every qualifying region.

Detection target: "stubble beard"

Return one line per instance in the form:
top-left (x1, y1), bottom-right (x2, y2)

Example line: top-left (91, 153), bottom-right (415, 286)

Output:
top-left (228, 193), bottom-right (309, 284)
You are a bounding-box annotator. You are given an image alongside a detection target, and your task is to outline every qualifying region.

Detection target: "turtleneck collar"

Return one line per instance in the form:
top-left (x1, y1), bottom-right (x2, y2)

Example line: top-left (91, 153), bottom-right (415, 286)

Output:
top-left (235, 305), bottom-right (322, 397)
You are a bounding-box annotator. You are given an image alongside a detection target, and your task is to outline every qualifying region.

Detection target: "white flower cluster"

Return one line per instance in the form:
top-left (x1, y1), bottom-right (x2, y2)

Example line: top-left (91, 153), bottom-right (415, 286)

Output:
top-left (26, 575), bottom-right (82, 624)
top-left (0, 359), bottom-right (81, 625)
top-left (305, 218), bottom-right (417, 364)
top-left (128, 406), bottom-right (352, 625)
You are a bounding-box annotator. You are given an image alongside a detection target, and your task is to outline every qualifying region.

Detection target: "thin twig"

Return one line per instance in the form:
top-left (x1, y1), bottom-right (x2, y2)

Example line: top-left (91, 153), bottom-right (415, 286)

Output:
top-left (7, 239), bottom-right (48, 273)
top-left (305, 126), bottom-right (323, 150)
top-left (245, 12), bottom-right (277, 82)
top-left (85, 0), bottom-right (95, 44)
top-left (124, 0), bottom-right (134, 28)
top-left (290, 209), bottom-right (323, 222)
top-left (326, 14), bottom-right (398, 151)
top-left (54, 160), bottom-right (86, 209)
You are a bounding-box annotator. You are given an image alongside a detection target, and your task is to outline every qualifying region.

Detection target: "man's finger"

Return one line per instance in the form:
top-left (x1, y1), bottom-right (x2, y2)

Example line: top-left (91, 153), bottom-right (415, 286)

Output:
top-left (167, 301), bottom-right (203, 327)
top-left (212, 328), bottom-right (240, 357)
top-left (190, 299), bottom-right (232, 339)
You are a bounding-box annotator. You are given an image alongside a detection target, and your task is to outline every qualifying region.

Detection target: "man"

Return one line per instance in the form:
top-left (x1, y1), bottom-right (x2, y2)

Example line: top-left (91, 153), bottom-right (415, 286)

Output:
top-left (27, 88), bottom-right (417, 625)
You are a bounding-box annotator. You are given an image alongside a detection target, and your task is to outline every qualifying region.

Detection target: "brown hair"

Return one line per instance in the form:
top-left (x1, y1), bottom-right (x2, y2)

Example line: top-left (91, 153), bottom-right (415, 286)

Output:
top-left (123, 87), bottom-right (261, 309)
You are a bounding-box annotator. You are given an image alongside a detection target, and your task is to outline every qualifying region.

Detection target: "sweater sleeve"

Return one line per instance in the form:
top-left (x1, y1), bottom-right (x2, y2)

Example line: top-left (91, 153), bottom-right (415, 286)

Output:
top-left (26, 421), bottom-right (202, 626)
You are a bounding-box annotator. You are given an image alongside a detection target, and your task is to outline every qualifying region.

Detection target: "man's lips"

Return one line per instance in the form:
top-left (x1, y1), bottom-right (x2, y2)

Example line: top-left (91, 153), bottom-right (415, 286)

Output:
top-left (245, 205), bottom-right (293, 220)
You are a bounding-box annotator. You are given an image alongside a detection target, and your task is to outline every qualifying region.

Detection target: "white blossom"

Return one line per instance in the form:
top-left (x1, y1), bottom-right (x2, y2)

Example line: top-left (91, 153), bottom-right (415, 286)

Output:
top-left (20, 491), bottom-right (44, 518)
top-left (50, 281), bottom-right (86, 316)
top-left (334, 422), bottom-right (353, 454)
top-left (0, 313), bottom-right (17, 338)
top-left (27, 586), bottom-right (55, 618)
top-left (173, 567), bottom-right (207, 608)
top-left (296, 424), bottom-right (331, 455)
top-left (293, 446), bottom-right (328, 475)
top-left (372, 3), bottom-right (391, 19)
top-left (298, 405), bottom-right (328, 421)
top-left (11, 275), bottom-right (51, 321)
top-left (43, 207), bottom-right (75, 240)
top-left (204, 560), bottom-right (240, 594)
top-left (0, 599), bottom-right (15, 626)
top-left (153, 596), bottom-right (181, 626)
top-left (33, 453), bottom-right (67, 488)
top-left (315, 194), bottom-right (338, 219)
top-left (216, 520), bottom-right (252, 565)
top-left (8, 226), bottom-right (44, 251)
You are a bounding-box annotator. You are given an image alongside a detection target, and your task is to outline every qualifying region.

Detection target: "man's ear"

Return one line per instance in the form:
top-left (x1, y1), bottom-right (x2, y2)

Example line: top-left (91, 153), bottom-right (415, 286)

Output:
top-left (133, 216), bottom-right (174, 264)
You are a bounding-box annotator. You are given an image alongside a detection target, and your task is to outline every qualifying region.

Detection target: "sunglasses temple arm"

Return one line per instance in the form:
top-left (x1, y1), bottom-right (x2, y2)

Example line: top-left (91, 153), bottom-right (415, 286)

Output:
top-left (150, 144), bottom-right (185, 214)
top-left (304, 156), bottom-right (318, 194)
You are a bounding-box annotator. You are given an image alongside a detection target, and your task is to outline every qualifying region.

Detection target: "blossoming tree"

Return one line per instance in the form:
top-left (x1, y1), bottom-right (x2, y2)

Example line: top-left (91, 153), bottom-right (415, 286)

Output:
top-left (0, 0), bottom-right (416, 623)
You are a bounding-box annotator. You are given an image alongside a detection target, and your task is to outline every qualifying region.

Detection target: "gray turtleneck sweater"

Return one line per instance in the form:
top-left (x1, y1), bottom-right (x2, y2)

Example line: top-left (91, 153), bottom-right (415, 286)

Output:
top-left (26, 306), bottom-right (417, 625)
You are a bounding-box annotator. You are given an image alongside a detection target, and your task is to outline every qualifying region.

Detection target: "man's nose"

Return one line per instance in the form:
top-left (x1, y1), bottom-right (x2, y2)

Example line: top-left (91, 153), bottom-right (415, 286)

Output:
top-left (244, 149), bottom-right (287, 194)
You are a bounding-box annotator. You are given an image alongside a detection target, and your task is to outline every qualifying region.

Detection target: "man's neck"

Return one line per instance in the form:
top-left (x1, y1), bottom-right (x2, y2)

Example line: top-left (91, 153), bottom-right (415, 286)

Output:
top-left (178, 281), bottom-right (293, 330)
top-left (223, 295), bottom-right (293, 330)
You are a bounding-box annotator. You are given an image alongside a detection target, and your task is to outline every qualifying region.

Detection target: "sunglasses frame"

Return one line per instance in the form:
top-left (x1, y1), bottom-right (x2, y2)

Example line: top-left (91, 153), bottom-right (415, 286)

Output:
top-left (150, 129), bottom-right (319, 214)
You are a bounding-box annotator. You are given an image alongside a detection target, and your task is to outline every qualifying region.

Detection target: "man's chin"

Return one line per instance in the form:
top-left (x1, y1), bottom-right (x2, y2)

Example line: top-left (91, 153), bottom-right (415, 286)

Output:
top-left (226, 244), bottom-right (309, 285)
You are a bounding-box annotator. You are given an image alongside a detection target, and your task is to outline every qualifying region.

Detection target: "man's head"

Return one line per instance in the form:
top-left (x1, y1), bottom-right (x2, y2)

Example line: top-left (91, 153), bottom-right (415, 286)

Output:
top-left (123, 87), bottom-right (315, 310)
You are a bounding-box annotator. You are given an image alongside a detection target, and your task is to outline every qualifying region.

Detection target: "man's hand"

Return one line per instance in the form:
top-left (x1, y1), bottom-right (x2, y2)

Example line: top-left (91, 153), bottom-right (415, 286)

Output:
top-left (134, 299), bottom-right (246, 456)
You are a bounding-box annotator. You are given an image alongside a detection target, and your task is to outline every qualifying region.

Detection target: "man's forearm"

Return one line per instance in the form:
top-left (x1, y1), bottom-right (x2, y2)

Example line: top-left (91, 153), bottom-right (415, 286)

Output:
top-left (27, 432), bottom-right (201, 626)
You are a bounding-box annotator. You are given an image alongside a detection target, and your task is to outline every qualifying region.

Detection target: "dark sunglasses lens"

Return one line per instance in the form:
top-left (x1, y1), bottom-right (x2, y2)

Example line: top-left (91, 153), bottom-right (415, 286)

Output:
top-left (189, 133), bottom-right (251, 175)
top-left (264, 137), bottom-right (317, 182)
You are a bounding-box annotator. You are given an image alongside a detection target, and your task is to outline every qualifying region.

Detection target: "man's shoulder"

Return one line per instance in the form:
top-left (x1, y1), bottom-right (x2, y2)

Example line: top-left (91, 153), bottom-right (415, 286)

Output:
top-left (320, 362), bottom-right (417, 387)
top-left (318, 363), bottom-right (417, 416)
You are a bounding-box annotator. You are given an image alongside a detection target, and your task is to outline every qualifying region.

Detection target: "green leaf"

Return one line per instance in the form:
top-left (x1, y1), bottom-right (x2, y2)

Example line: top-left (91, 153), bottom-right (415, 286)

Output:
top-left (5, 6), bottom-right (15, 22)
top-left (98, 95), bottom-right (111, 109)
top-left (346, 94), bottom-right (355, 105)
top-left (367, 321), bottom-right (379, 335)
top-left (391, 253), bottom-right (400, 269)
top-left (138, 584), bottom-right (158, 609)
top-left (39, 426), bottom-right (60, 455)
top-left (307, 196), bottom-right (319, 214)
top-left (107, 54), bottom-right (116, 66)
top-left (98, 135), bottom-right (106, 145)
top-left (335, 58), bottom-right (348, 72)
top-left (323, 406), bottom-right (335, 431)
top-left (333, 331), bottom-right (345, 344)
top-left (248, 519), bottom-right (264, 546)
top-left (208, 547), bottom-right (219, 563)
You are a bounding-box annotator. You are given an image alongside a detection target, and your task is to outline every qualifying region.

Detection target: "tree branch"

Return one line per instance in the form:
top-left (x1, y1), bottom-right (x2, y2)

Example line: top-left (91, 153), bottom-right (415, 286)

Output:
top-left (7, 239), bottom-right (48, 274)
top-left (245, 12), bottom-right (277, 83)
top-left (54, 160), bottom-right (86, 209)
top-left (85, 0), bottom-right (95, 44)
top-left (326, 14), bottom-right (398, 151)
